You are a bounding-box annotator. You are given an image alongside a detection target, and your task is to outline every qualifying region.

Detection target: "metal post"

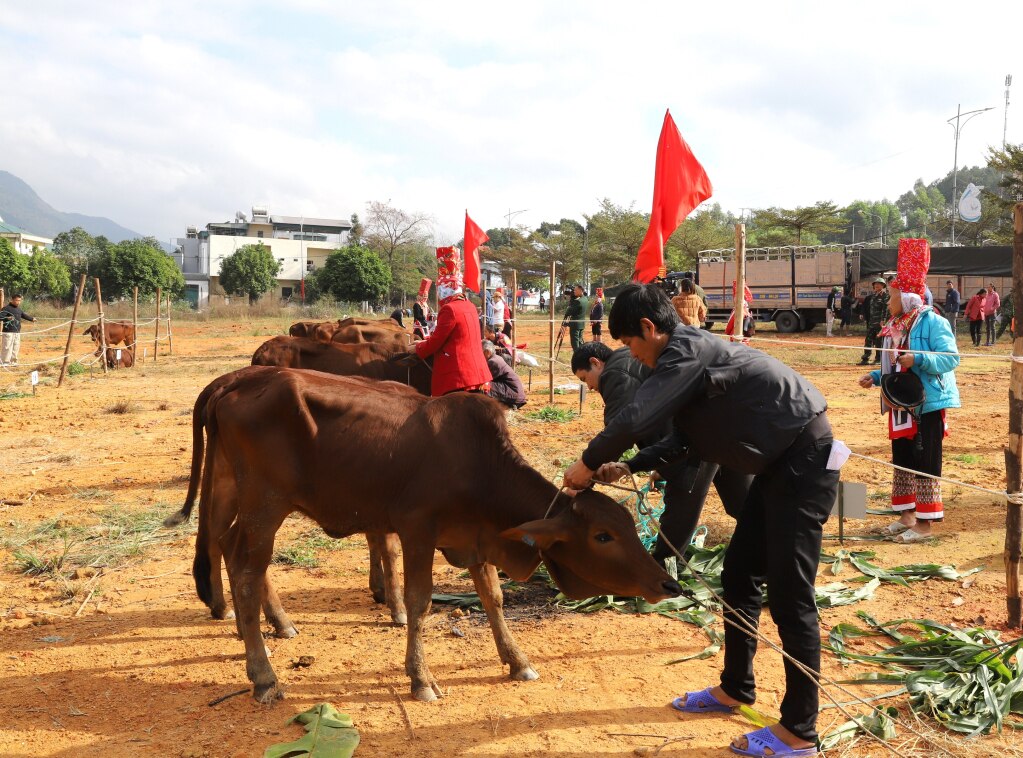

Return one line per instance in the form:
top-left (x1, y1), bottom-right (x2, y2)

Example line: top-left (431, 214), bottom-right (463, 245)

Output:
top-left (94, 278), bottom-right (108, 375)
top-left (57, 274), bottom-right (87, 387)
top-left (1005, 202), bottom-right (1023, 628)
top-left (735, 223), bottom-right (746, 341)
top-left (952, 104), bottom-right (960, 246)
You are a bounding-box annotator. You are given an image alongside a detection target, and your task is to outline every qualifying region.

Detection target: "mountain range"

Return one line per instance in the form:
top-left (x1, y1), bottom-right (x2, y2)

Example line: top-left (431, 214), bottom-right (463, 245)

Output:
top-left (0, 170), bottom-right (170, 250)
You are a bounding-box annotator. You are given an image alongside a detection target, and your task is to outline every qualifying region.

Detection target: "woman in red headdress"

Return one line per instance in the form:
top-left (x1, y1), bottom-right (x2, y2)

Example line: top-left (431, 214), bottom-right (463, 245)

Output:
top-left (590, 287), bottom-right (605, 343)
top-left (413, 277), bottom-right (433, 340)
top-left (411, 247), bottom-right (492, 397)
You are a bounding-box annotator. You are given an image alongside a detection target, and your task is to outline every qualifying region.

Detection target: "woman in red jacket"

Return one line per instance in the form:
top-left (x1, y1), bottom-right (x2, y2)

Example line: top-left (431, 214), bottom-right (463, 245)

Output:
top-left (964, 288), bottom-right (987, 347)
top-left (412, 246), bottom-right (492, 397)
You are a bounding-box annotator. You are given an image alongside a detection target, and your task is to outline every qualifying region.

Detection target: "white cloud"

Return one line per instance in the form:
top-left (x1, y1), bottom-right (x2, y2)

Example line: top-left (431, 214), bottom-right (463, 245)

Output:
top-left (0, 0), bottom-right (1020, 245)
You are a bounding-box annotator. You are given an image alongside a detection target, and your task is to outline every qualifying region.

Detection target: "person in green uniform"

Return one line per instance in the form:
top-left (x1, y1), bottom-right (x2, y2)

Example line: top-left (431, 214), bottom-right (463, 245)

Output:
top-left (859, 278), bottom-right (889, 365)
top-left (997, 288), bottom-right (1015, 341)
top-left (566, 284), bottom-right (590, 349)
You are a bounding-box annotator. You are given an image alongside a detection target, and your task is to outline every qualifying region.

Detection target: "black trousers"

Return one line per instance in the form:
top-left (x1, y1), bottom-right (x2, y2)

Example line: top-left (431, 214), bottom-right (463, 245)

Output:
top-left (985, 315), bottom-right (996, 344)
top-left (653, 461), bottom-right (752, 560)
top-left (719, 434), bottom-right (838, 743)
top-left (969, 319), bottom-right (983, 346)
top-left (861, 325), bottom-right (882, 362)
top-left (997, 317), bottom-right (1013, 339)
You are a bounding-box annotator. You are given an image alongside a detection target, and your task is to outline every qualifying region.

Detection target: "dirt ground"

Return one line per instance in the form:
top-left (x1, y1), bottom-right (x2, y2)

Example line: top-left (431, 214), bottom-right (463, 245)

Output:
top-left (1, 314), bottom-right (1021, 757)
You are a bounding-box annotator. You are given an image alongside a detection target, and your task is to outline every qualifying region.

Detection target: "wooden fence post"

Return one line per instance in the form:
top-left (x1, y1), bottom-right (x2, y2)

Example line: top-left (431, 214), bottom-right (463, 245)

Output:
top-left (154, 287), bottom-right (161, 362)
top-left (57, 274), bottom-right (87, 387)
top-left (94, 278), bottom-right (108, 375)
top-left (166, 294), bottom-right (173, 356)
top-left (1005, 202), bottom-right (1023, 628)
top-left (132, 287), bottom-right (139, 364)
top-left (510, 269), bottom-right (518, 369)
top-left (0, 288), bottom-right (4, 309)
top-left (548, 260), bottom-right (556, 405)
top-left (735, 223), bottom-right (746, 341)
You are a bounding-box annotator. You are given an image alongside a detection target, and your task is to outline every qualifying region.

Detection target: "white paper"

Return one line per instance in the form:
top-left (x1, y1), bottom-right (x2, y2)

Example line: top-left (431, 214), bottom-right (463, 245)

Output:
top-left (826, 439), bottom-right (851, 471)
top-left (116, 349), bottom-right (122, 360)
top-left (30, 370), bottom-right (39, 386)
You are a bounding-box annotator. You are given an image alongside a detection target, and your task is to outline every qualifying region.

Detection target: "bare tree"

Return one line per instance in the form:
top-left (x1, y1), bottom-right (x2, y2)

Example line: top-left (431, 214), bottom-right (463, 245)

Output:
top-left (364, 200), bottom-right (434, 303)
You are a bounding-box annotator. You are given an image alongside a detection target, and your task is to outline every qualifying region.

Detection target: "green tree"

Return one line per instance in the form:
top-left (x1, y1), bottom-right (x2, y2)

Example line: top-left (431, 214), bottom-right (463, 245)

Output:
top-left (315, 245), bottom-right (391, 303)
top-left (0, 237), bottom-right (31, 293)
top-left (988, 143), bottom-right (1023, 203)
top-left (584, 199), bottom-right (649, 283)
top-left (27, 247), bottom-right (72, 298)
top-left (667, 203), bottom-right (737, 270)
top-left (348, 213), bottom-right (364, 247)
top-left (752, 201), bottom-right (846, 245)
top-left (524, 221), bottom-right (584, 290)
top-left (51, 226), bottom-right (100, 282)
top-left (218, 242), bottom-right (281, 305)
top-left (99, 238), bottom-right (185, 300)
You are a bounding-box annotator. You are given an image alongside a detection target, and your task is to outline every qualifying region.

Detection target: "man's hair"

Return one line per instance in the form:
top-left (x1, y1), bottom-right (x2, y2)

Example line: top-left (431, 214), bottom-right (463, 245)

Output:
top-left (570, 341), bottom-right (613, 373)
top-left (979, 288), bottom-right (987, 295)
top-left (481, 339), bottom-right (495, 355)
top-left (946, 280), bottom-right (954, 285)
top-left (10, 293), bottom-right (23, 299)
top-left (607, 284), bottom-right (679, 339)
top-left (679, 279), bottom-right (695, 294)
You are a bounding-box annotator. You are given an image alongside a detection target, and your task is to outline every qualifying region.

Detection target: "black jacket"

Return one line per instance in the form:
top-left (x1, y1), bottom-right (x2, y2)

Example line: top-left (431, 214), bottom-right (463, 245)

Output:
top-left (0, 304), bottom-right (34, 333)
top-left (582, 326), bottom-right (827, 475)
top-left (486, 355), bottom-right (526, 408)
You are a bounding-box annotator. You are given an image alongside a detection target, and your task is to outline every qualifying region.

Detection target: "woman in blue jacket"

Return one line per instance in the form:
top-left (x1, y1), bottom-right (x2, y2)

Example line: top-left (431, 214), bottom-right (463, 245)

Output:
top-left (858, 288), bottom-right (960, 543)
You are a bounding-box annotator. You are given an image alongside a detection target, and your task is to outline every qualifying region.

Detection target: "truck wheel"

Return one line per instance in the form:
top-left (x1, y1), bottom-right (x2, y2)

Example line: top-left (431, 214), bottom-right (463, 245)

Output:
top-left (775, 311), bottom-right (800, 333)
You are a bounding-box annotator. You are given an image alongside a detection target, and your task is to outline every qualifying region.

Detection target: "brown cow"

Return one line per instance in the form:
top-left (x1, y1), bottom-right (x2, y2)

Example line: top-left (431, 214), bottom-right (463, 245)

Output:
top-left (188, 367), bottom-right (680, 702)
top-left (105, 347), bottom-right (134, 368)
top-left (330, 323), bottom-right (412, 350)
top-left (83, 322), bottom-right (136, 355)
top-left (288, 320), bottom-right (341, 342)
top-left (251, 337), bottom-right (431, 395)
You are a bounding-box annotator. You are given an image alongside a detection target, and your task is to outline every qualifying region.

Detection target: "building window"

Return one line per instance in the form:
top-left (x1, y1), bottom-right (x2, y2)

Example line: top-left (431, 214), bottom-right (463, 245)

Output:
top-left (306, 260), bottom-right (315, 271)
top-left (257, 231), bottom-right (264, 238)
top-left (281, 287), bottom-right (293, 300)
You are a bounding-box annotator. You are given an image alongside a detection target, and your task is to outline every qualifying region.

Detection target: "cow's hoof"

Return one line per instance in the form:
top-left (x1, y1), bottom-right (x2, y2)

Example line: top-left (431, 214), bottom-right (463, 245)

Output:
top-left (253, 681), bottom-right (284, 704)
top-left (412, 686), bottom-right (437, 703)
top-left (274, 625), bottom-right (298, 639)
top-left (511, 666), bottom-right (539, 682)
top-left (371, 590), bottom-right (387, 604)
top-left (391, 611), bottom-right (408, 626)
top-left (211, 608), bottom-right (235, 621)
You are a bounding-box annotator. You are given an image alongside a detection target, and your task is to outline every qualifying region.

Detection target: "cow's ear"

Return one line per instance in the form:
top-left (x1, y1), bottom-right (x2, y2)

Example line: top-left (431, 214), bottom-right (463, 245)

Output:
top-left (500, 519), bottom-right (569, 551)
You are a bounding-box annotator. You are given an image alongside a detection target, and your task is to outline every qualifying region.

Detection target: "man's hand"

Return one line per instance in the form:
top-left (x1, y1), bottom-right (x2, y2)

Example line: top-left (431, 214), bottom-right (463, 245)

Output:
top-left (594, 461), bottom-right (630, 483)
top-left (858, 374), bottom-right (874, 389)
top-left (388, 350), bottom-right (418, 365)
top-left (563, 459), bottom-right (595, 490)
top-left (897, 354), bottom-right (915, 370)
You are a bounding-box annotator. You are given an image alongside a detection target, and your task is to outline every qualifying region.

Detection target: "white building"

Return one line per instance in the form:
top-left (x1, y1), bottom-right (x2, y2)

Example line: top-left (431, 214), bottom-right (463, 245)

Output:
top-left (0, 217), bottom-right (54, 255)
top-left (174, 205), bottom-right (352, 308)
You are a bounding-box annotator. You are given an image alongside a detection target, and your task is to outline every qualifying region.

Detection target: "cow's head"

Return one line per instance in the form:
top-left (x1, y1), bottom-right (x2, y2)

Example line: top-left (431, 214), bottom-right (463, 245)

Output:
top-left (82, 325), bottom-right (99, 339)
top-left (502, 490), bottom-right (682, 603)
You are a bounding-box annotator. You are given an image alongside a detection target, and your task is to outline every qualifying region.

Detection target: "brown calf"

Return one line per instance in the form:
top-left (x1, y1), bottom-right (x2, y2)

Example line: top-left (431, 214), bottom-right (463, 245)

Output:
top-left (104, 347), bottom-right (134, 368)
top-left (83, 322), bottom-right (136, 355)
top-left (190, 367), bottom-right (680, 703)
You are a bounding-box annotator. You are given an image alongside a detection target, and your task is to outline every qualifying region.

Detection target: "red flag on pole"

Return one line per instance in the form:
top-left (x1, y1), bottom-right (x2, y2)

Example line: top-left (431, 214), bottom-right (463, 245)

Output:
top-left (632, 110), bottom-right (713, 283)
top-left (463, 211), bottom-right (489, 293)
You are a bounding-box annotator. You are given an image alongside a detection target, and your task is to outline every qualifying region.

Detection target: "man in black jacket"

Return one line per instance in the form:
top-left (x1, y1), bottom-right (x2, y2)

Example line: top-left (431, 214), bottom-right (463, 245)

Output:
top-left (571, 341), bottom-right (750, 562)
top-left (0, 294), bottom-right (35, 366)
top-left (563, 284), bottom-right (837, 756)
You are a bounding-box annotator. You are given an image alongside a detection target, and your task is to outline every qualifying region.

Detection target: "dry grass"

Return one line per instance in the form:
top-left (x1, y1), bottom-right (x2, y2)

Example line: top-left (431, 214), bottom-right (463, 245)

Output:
top-left (105, 400), bottom-right (141, 414)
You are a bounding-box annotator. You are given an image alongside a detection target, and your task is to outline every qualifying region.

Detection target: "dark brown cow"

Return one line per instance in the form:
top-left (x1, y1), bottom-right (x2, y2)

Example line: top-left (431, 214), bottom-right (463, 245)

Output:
top-left (288, 320), bottom-right (341, 342)
top-left (331, 323), bottom-right (412, 350)
top-left (186, 367), bottom-right (679, 702)
top-left (83, 322), bottom-right (136, 355)
top-left (251, 337), bottom-right (431, 395)
top-left (104, 347), bottom-right (134, 368)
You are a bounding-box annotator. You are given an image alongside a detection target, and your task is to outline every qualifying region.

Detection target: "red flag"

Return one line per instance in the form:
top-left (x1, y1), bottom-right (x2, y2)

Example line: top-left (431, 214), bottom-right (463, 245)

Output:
top-left (633, 110), bottom-right (712, 283)
top-left (463, 211), bottom-right (489, 293)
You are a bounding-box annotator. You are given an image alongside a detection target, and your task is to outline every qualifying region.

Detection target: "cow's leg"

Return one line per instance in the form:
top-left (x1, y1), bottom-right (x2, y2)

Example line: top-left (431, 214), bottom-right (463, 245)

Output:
top-left (368, 532), bottom-right (406, 625)
top-left (204, 458), bottom-right (237, 621)
top-left (367, 533), bottom-right (387, 604)
top-left (468, 562), bottom-right (538, 682)
top-left (401, 540), bottom-right (442, 702)
top-left (222, 520), bottom-right (282, 702)
top-left (262, 575), bottom-right (297, 639)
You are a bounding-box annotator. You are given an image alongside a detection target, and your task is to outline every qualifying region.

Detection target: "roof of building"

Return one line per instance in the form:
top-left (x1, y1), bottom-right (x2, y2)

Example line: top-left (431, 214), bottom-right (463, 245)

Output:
top-left (271, 215), bottom-right (352, 229)
top-left (0, 220), bottom-right (27, 234)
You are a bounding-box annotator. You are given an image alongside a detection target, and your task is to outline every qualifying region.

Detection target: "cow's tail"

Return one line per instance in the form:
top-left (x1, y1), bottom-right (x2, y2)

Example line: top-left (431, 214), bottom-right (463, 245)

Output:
top-left (163, 379), bottom-right (220, 527)
top-left (191, 389), bottom-right (224, 609)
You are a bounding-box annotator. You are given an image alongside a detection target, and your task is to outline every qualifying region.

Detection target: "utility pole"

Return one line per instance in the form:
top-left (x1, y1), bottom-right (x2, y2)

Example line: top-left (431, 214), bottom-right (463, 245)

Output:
top-left (1006, 75), bottom-right (1014, 149)
top-left (947, 103), bottom-right (995, 245)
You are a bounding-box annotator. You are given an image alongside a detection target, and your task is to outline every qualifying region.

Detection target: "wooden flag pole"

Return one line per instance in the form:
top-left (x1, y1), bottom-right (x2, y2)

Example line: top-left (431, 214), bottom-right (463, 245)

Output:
top-left (154, 287), bottom-right (161, 362)
top-left (166, 294), bottom-right (174, 356)
top-left (510, 269), bottom-right (518, 368)
top-left (735, 223), bottom-right (747, 341)
top-left (94, 278), bottom-right (109, 375)
top-left (1005, 202), bottom-right (1023, 628)
top-left (548, 260), bottom-right (556, 405)
top-left (57, 274), bottom-right (87, 387)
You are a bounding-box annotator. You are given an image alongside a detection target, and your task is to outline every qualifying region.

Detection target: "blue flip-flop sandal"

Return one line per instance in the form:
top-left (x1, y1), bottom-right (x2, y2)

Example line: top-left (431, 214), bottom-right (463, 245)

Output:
top-left (670, 686), bottom-right (736, 713)
top-left (730, 726), bottom-right (818, 756)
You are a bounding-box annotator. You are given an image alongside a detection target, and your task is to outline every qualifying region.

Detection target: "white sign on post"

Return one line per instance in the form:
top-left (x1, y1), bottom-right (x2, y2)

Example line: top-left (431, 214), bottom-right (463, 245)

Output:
top-left (116, 349), bottom-right (122, 361)
top-left (30, 371), bottom-right (39, 386)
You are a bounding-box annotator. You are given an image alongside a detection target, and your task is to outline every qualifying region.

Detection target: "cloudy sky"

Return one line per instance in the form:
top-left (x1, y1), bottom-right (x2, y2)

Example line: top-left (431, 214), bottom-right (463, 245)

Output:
top-left (1, 1), bottom-right (1020, 244)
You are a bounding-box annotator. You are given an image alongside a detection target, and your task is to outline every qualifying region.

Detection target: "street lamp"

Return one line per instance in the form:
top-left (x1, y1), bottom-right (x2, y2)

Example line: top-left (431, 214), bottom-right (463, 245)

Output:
top-left (947, 104), bottom-right (994, 245)
top-left (859, 210), bottom-right (885, 247)
top-left (503, 207), bottom-right (528, 292)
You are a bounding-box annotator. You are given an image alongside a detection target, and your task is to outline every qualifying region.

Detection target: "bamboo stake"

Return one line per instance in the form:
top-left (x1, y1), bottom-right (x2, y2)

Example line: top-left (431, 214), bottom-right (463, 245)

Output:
top-left (548, 260), bottom-right (556, 405)
top-left (153, 286), bottom-right (161, 362)
top-left (0, 288), bottom-right (4, 310)
top-left (57, 274), bottom-right (87, 387)
top-left (1005, 202), bottom-right (1023, 628)
top-left (735, 223), bottom-right (746, 342)
top-left (166, 294), bottom-right (173, 355)
top-left (132, 287), bottom-right (138, 365)
top-left (94, 278), bottom-right (108, 375)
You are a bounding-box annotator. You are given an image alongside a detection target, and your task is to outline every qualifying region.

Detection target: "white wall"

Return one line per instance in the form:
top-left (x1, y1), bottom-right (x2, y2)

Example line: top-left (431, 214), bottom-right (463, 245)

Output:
top-left (208, 235), bottom-right (334, 281)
